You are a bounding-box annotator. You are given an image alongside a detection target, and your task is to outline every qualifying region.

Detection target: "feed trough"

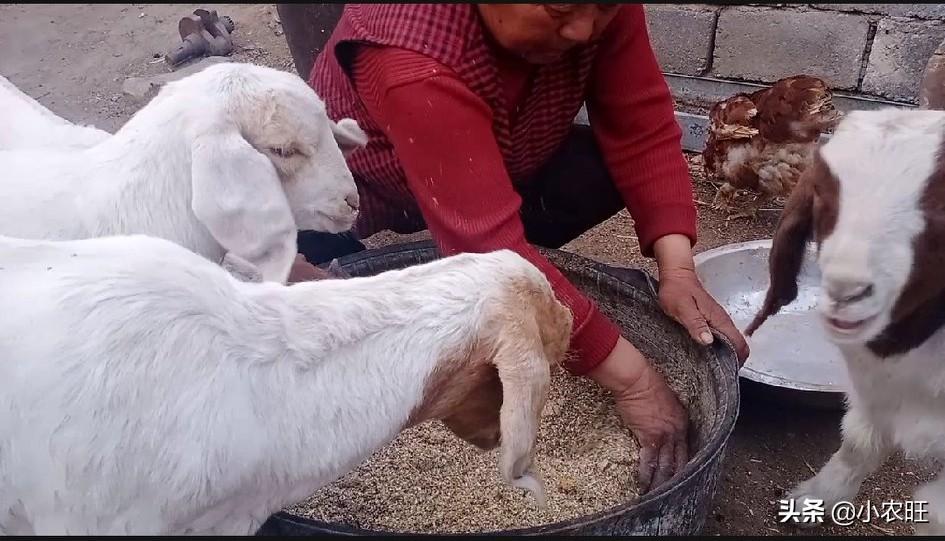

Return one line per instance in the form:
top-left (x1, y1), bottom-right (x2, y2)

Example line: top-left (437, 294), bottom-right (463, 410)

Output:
top-left (257, 240), bottom-right (740, 536)
top-left (693, 239), bottom-right (848, 409)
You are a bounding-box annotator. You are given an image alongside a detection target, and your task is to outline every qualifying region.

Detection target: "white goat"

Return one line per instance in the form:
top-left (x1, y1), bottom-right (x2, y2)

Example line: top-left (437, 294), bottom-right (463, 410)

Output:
top-left (746, 107), bottom-right (945, 535)
top-left (0, 73), bottom-right (111, 150)
top-left (0, 62), bottom-right (368, 284)
top-left (0, 232), bottom-right (573, 535)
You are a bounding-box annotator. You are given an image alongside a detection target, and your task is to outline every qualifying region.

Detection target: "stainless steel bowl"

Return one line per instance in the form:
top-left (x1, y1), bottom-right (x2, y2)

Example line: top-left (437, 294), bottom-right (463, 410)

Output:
top-left (694, 240), bottom-right (849, 408)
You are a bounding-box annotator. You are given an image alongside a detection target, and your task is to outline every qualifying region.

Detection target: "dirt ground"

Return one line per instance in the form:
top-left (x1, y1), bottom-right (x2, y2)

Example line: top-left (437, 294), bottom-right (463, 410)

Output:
top-left (1, 4), bottom-right (938, 536)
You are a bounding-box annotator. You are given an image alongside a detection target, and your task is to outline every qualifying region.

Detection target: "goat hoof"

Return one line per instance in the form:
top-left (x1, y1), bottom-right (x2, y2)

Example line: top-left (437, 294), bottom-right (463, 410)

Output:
top-left (511, 472), bottom-right (547, 510)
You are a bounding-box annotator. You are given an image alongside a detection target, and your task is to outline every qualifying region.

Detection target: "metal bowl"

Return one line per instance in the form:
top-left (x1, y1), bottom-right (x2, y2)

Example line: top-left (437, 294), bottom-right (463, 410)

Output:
top-left (693, 239), bottom-right (848, 408)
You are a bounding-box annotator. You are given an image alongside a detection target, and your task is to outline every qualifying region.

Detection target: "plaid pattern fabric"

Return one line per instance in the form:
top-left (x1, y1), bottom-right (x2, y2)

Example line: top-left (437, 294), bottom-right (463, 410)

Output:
top-left (310, 3), bottom-right (600, 237)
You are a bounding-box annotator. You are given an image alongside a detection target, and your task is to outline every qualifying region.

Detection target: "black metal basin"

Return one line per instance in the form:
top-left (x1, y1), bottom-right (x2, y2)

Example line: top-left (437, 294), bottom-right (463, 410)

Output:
top-left (257, 240), bottom-right (740, 536)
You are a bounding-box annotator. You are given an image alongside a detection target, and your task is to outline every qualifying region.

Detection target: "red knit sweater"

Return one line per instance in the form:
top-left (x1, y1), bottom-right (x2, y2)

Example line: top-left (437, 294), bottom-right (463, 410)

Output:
top-left (346, 6), bottom-right (696, 375)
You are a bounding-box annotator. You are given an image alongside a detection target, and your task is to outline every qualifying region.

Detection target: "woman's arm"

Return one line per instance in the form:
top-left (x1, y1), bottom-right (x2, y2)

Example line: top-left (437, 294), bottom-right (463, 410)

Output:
top-left (586, 5), bottom-right (697, 258)
top-left (587, 6), bottom-right (749, 361)
top-left (350, 45), bottom-right (622, 375)
top-left (350, 43), bottom-right (696, 492)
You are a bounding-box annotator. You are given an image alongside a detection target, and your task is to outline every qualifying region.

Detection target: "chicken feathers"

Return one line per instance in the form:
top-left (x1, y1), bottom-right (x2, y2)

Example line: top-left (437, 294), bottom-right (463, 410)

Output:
top-left (702, 75), bottom-right (842, 220)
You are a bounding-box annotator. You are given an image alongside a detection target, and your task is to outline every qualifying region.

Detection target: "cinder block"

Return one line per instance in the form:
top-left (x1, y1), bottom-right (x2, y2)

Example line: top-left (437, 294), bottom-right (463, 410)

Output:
top-left (712, 6), bottom-right (870, 90)
top-left (812, 4), bottom-right (945, 20)
top-left (862, 18), bottom-right (945, 102)
top-left (644, 5), bottom-right (718, 75)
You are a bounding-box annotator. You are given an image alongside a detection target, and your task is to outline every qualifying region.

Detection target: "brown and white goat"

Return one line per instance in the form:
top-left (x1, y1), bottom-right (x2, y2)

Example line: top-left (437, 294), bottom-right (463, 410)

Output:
top-left (746, 107), bottom-right (945, 535)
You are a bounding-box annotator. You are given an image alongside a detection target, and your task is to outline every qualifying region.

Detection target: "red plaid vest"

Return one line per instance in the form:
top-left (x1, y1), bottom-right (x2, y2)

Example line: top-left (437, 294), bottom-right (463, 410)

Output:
top-left (309, 3), bottom-right (600, 236)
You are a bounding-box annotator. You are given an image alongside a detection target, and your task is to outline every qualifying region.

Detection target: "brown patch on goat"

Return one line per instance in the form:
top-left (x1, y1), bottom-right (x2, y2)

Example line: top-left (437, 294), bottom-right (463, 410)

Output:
top-left (406, 347), bottom-right (502, 448)
top-left (745, 151), bottom-right (840, 336)
top-left (868, 143), bottom-right (945, 356)
top-left (407, 276), bottom-right (572, 437)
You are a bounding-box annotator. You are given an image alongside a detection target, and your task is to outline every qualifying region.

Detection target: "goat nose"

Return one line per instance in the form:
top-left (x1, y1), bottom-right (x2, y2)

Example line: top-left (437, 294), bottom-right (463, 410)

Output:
top-left (345, 193), bottom-right (360, 211)
top-left (826, 280), bottom-right (875, 304)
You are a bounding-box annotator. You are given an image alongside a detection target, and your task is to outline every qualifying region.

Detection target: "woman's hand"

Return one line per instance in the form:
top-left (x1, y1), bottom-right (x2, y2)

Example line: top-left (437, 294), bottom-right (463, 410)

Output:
top-left (653, 234), bottom-right (750, 364)
top-left (288, 254), bottom-right (353, 283)
top-left (587, 336), bottom-right (689, 493)
top-left (288, 254), bottom-right (326, 283)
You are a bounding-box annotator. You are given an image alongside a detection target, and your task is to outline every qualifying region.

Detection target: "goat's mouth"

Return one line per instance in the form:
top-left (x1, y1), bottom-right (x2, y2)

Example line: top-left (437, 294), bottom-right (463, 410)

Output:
top-left (824, 313), bottom-right (878, 336)
top-left (312, 209), bottom-right (357, 232)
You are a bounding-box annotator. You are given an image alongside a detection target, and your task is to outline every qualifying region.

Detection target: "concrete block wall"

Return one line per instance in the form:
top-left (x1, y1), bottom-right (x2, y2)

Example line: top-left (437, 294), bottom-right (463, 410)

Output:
top-left (644, 3), bottom-right (945, 109)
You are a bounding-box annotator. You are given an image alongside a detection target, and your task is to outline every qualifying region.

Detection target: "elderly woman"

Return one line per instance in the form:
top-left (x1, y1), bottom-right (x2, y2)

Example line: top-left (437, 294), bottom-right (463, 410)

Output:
top-left (290, 3), bottom-right (749, 492)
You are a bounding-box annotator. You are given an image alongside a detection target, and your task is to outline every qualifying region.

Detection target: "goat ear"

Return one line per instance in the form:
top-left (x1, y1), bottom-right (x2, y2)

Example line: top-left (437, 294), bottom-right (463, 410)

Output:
top-left (490, 320), bottom-right (552, 509)
top-left (190, 128), bottom-right (298, 284)
top-left (745, 165), bottom-right (817, 336)
top-left (330, 117), bottom-right (368, 157)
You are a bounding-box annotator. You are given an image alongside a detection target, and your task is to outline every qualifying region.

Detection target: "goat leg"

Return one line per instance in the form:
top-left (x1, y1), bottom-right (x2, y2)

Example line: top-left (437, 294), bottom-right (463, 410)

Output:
top-left (782, 406), bottom-right (891, 528)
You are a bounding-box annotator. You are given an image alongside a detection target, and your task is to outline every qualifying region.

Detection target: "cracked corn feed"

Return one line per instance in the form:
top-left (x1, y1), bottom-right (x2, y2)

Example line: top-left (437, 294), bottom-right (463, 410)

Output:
top-left (286, 366), bottom-right (644, 533)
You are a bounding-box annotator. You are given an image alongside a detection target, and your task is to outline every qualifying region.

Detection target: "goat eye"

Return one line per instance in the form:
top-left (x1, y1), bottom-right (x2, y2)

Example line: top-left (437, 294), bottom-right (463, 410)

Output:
top-left (269, 147), bottom-right (297, 158)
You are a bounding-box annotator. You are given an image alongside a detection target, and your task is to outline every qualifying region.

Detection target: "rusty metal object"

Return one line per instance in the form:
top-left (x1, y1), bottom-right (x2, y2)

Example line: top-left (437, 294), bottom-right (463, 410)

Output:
top-left (276, 4), bottom-right (345, 81)
top-left (165, 9), bottom-right (236, 67)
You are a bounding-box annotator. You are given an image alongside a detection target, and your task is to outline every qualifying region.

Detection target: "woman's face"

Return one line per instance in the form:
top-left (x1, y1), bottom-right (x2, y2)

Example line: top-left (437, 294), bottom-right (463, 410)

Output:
top-left (477, 3), bottom-right (621, 64)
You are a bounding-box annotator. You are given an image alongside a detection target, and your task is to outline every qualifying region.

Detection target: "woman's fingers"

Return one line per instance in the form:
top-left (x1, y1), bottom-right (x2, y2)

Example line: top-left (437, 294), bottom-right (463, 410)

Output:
top-left (677, 294), bottom-right (715, 346)
top-left (653, 438), bottom-right (676, 489)
top-left (638, 437), bottom-right (686, 494)
top-left (675, 433), bottom-right (689, 473)
top-left (700, 293), bottom-right (750, 362)
top-left (661, 277), bottom-right (751, 363)
top-left (637, 442), bottom-right (657, 493)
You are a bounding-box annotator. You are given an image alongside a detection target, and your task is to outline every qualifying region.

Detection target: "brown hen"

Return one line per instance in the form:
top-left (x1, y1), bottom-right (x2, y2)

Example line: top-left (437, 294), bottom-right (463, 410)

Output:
top-left (702, 75), bottom-right (843, 220)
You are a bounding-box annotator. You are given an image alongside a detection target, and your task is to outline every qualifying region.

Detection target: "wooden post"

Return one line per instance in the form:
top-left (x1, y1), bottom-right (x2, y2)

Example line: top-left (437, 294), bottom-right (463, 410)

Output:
top-left (276, 4), bottom-right (345, 81)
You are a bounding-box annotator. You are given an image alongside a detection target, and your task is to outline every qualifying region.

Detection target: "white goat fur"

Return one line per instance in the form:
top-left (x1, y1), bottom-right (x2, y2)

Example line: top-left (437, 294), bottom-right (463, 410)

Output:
top-left (0, 63), bottom-right (368, 284)
top-left (0, 74), bottom-right (111, 150)
top-left (0, 233), bottom-right (573, 535)
top-left (748, 108), bottom-right (945, 535)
